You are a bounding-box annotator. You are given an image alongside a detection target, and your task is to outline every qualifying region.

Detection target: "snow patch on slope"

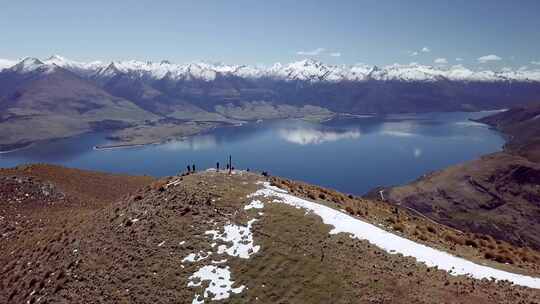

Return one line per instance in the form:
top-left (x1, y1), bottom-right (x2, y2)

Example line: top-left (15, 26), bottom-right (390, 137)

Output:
top-left (185, 197), bottom-right (265, 302)
top-left (205, 219), bottom-right (260, 259)
top-left (244, 199), bottom-right (264, 210)
top-left (182, 251), bottom-right (212, 263)
top-left (250, 182), bottom-right (540, 289)
top-left (188, 265), bottom-right (245, 301)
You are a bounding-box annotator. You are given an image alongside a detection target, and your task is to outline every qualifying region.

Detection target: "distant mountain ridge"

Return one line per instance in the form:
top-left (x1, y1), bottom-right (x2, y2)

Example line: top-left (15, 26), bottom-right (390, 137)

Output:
top-left (2, 55), bottom-right (540, 83)
top-left (3, 55), bottom-right (540, 115)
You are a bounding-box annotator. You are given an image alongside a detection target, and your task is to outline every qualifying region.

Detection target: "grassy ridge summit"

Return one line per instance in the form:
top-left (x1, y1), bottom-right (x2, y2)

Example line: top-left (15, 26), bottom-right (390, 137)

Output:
top-left (1, 164), bottom-right (540, 303)
top-left (383, 104), bottom-right (540, 252)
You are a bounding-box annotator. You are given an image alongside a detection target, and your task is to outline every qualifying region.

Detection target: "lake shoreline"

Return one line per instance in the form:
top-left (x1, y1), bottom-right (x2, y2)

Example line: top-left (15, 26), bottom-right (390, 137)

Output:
top-left (0, 112), bottom-right (506, 195)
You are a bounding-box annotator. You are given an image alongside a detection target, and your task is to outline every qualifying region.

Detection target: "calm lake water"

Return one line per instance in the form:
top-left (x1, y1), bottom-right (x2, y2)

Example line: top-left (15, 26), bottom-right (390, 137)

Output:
top-left (0, 111), bottom-right (504, 194)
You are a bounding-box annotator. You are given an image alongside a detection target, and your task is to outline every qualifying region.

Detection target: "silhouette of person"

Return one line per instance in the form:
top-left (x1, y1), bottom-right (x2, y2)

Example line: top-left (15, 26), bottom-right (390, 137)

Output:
top-left (192, 164), bottom-right (196, 172)
top-left (217, 162), bottom-right (220, 171)
top-left (186, 165), bottom-right (191, 173)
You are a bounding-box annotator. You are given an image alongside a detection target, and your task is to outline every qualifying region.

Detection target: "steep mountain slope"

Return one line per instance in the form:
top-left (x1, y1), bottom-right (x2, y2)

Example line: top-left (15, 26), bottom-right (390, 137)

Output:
top-left (383, 153), bottom-right (540, 249)
top-left (383, 104), bottom-right (540, 250)
top-left (477, 103), bottom-right (540, 162)
top-left (1, 165), bottom-right (540, 303)
top-left (0, 58), bottom-right (157, 150)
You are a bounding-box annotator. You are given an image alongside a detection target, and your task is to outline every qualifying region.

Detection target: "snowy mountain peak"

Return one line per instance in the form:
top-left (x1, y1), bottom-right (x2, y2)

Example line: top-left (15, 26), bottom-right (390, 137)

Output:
top-left (42, 55), bottom-right (105, 76)
top-left (20, 57), bottom-right (44, 66)
top-left (10, 57), bottom-right (55, 74)
top-left (97, 62), bottom-right (122, 78)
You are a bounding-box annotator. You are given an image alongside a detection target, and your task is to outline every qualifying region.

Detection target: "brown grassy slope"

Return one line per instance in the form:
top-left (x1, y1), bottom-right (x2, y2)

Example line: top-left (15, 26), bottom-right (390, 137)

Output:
top-left (2, 170), bottom-right (539, 304)
top-left (0, 164), bottom-right (154, 304)
top-left (382, 153), bottom-right (540, 250)
top-left (0, 163), bottom-right (154, 206)
top-left (0, 163), bottom-right (154, 244)
top-left (477, 103), bottom-right (540, 162)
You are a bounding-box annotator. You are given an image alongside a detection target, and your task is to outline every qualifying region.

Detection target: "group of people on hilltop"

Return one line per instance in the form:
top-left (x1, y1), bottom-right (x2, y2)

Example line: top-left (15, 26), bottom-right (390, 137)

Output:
top-left (186, 164), bottom-right (196, 173)
top-left (185, 160), bottom-right (255, 174)
top-left (184, 161), bottom-right (234, 174)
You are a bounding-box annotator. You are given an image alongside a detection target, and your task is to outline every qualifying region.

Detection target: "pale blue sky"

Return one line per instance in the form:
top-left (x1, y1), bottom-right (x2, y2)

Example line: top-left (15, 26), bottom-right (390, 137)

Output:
top-left (1, 0), bottom-right (539, 68)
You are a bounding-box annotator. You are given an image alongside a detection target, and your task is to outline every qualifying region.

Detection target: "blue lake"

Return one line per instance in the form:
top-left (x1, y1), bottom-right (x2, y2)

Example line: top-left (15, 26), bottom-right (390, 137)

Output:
top-left (0, 111), bottom-right (505, 194)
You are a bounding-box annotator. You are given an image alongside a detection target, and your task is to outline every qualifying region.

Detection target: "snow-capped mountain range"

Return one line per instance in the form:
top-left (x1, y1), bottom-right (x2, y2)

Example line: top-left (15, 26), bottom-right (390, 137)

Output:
top-left (1, 54), bottom-right (540, 151)
top-left (1, 55), bottom-right (540, 83)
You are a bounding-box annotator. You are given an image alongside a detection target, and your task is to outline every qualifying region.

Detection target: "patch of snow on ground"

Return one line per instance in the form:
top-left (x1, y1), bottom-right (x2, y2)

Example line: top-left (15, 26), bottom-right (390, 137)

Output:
top-left (244, 199), bottom-right (264, 210)
top-left (182, 251), bottom-right (212, 263)
top-left (250, 182), bottom-right (540, 289)
top-left (186, 189), bottom-right (265, 301)
top-left (205, 219), bottom-right (260, 259)
top-left (187, 265), bottom-right (245, 301)
top-left (212, 259), bottom-right (228, 264)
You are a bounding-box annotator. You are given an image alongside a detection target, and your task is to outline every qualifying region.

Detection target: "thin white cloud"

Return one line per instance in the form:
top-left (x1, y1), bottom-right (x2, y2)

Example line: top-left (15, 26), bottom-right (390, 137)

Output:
top-left (531, 61), bottom-right (540, 65)
top-left (296, 48), bottom-right (326, 56)
top-left (477, 54), bottom-right (502, 63)
top-left (455, 57), bottom-right (463, 61)
top-left (413, 148), bottom-right (422, 158)
top-left (434, 58), bottom-right (448, 65)
top-left (410, 51), bottom-right (419, 57)
top-left (421, 47), bottom-right (431, 53)
top-left (329, 52), bottom-right (341, 57)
